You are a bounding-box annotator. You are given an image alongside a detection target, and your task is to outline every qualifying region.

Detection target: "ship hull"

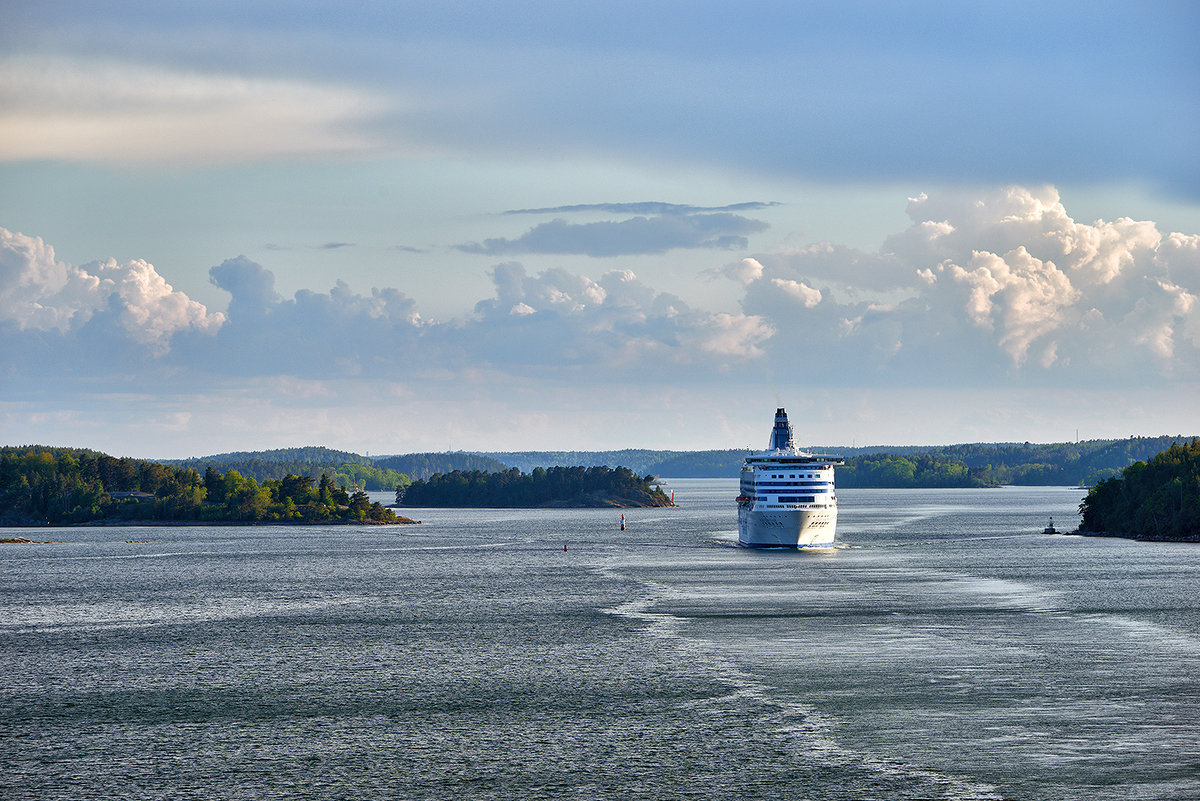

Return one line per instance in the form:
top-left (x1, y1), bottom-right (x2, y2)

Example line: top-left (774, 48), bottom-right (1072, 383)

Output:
top-left (738, 504), bottom-right (837, 548)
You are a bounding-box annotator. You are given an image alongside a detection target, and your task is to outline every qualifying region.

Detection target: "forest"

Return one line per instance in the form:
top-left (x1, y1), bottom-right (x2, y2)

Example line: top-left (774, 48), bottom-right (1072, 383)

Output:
top-left (483, 436), bottom-right (1194, 487)
top-left (167, 447), bottom-right (411, 491)
top-left (7, 434), bottom-right (1195, 526)
top-left (397, 465), bottom-right (673, 508)
top-left (372, 452), bottom-right (510, 480)
top-left (1077, 439), bottom-right (1200, 541)
top-left (159, 435), bottom-right (1195, 490)
top-left (1, 446), bottom-right (408, 525)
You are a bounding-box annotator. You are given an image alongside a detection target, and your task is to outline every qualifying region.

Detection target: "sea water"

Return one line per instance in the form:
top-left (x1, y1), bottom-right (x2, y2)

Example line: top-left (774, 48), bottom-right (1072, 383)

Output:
top-left (2, 482), bottom-right (1199, 800)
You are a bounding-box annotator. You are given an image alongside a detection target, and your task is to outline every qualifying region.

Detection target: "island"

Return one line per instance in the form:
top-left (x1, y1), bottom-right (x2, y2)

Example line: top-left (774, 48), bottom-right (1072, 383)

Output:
top-left (1076, 439), bottom-right (1200, 541)
top-left (396, 465), bottom-right (673, 508)
top-left (0, 446), bottom-right (417, 526)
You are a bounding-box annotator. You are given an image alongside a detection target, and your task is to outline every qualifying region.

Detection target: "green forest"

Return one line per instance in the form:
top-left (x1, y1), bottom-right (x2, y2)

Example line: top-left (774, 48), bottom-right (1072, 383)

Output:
top-left (1, 446), bottom-right (409, 525)
top-left (167, 447), bottom-right (411, 491)
top-left (397, 465), bottom-right (673, 508)
top-left (1078, 439), bottom-right (1200, 541)
top-left (372, 452), bottom-right (510, 480)
top-left (483, 436), bottom-right (1193, 487)
top-left (154, 435), bottom-right (1195, 491)
top-left (6, 434), bottom-right (1196, 526)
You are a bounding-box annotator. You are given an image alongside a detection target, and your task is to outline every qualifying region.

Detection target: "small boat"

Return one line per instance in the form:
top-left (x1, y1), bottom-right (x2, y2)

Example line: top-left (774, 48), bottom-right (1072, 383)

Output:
top-left (1042, 517), bottom-right (1059, 534)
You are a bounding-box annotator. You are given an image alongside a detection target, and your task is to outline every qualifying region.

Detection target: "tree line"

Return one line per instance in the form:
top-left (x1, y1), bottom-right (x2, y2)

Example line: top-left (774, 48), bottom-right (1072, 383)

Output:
top-left (1078, 439), bottom-right (1200, 541)
top-left (372, 452), bottom-right (510, 480)
top-left (1, 446), bottom-right (405, 525)
top-left (474, 436), bottom-right (1195, 486)
top-left (397, 465), bottom-right (672, 508)
top-left (168, 449), bottom-right (411, 491)
top-left (164, 435), bottom-right (1195, 489)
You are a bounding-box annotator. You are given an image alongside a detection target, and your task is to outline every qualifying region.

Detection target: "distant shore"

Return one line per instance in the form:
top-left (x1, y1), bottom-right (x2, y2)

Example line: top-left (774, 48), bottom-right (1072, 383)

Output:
top-left (2, 516), bottom-right (421, 529)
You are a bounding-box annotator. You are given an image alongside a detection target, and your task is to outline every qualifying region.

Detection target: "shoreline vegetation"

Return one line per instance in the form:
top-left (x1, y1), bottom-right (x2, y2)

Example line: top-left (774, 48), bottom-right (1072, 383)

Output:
top-left (1, 447), bottom-right (415, 527)
top-left (158, 435), bottom-right (1194, 489)
top-left (4, 435), bottom-right (1196, 526)
top-left (1074, 439), bottom-right (1200, 542)
top-left (397, 466), bottom-right (673, 509)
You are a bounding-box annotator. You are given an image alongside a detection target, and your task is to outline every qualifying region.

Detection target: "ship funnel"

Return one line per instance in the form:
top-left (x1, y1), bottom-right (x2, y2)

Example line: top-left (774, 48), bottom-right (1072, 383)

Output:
top-left (769, 408), bottom-right (794, 451)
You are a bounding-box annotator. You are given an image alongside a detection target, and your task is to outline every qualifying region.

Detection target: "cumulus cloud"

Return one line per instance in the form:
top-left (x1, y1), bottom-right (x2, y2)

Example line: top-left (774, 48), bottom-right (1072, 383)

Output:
top-left (941, 247), bottom-right (1078, 365)
top-left (470, 262), bottom-right (772, 369)
top-left (739, 186), bottom-right (1200, 383)
top-left (202, 257), bottom-right (425, 377)
top-left (770, 278), bottom-right (822, 308)
top-left (0, 227), bottom-right (223, 353)
top-left (707, 257), bottom-right (765, 286)
top-left (5, 185), bottom-right (1198, 404)
top-left (0, 226), bottom-right (102, 331)
top-left (457, 212), bottom-right (769, 257)
top-left (733, 243), bottom-right (910, 294)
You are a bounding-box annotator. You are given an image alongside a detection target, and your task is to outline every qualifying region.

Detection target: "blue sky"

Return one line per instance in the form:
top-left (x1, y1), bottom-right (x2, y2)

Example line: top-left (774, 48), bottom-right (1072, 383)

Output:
top-left (2, 1), bottom-right (1198, 457)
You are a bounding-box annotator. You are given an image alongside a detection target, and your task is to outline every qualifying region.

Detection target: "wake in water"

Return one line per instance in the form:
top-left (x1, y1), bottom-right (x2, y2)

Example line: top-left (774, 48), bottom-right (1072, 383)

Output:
top-left (599, 567), bottom-right (1003, 800)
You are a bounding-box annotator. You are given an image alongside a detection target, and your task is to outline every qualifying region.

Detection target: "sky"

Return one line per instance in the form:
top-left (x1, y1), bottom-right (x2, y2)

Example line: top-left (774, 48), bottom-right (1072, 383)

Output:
top-left (2, 0), bottom-right (1199, 458)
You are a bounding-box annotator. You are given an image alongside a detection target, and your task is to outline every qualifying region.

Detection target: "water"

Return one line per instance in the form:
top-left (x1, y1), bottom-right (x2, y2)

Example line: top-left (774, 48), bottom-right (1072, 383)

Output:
top-left (3, 482), bottom-right (1199, 800)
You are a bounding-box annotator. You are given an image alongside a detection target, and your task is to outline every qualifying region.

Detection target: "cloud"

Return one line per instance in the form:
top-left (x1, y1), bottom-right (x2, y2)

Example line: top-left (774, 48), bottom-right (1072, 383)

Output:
top-left (0, 226), bottom-right (103, 332)
top-left (942, 247), bottom-right (1078, 365)
top-left (769, 278), bottom-right (822, 308)
top-left (469, 262), bottom-right (771, 370)
top-left (202, 257), bottom-right (425, 377)
top-left (707, 257), bottom-right (764, 286)
top-left (0, 57), bottom-right (392, 164)
top-left (3, 5), bottom-right (1196, 199)
top-left (738, 186), bottom-right (1200, 383)
top-left (0, 227), bottom-right (223, 353)
top-left (210, 256), bottom-right (280, 316)
top-left (457, 212), bottom-right (769, 257)
top-left (5, 185), bottom-right (1198, 410)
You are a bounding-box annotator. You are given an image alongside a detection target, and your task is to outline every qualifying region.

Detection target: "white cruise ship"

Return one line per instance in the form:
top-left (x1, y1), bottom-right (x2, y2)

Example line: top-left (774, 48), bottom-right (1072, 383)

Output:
top-left (737, 408), bottom-right (844, 548)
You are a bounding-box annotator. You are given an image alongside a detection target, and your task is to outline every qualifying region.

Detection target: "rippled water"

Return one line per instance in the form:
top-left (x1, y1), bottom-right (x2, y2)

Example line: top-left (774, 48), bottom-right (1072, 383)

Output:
top-left (3, 482), bottom-right (1199, 799)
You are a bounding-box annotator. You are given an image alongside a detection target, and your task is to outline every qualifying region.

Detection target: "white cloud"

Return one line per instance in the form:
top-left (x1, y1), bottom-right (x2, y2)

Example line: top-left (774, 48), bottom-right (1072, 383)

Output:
top-left (90, 257), bottom-right (225, 352)
top-left (943, 247), bottom-right (1078, 365)
top-left (0, 227), bottom-right (224, 352)
top-left (469, 262), bottom-right (771, 371)
top-left (1124, 279), bottom-right (1197, 362)
top-left (707, 257), bottom-right (764, 285)
top-left (770, 278), bottom-right (822, 308)
top-left (4, 186), bottom-right (1198, 454)
top-left (744, 186), bottom-right (1200, 381)
top-left (687, 312), bottom-right (774, 358)
top-left (509, 302), bottom-right (536, 316)
top-left (0, 226), bottom-right (101, 331)
top-left (0, 57), bottom-right (393, 164)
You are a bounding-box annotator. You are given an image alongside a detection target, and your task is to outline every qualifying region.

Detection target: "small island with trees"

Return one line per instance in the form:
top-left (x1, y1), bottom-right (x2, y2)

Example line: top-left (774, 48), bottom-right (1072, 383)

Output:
top-left (1076, 439), bottom-right (1200, 542)
top-left (397, 465), bottom-right (673, 508)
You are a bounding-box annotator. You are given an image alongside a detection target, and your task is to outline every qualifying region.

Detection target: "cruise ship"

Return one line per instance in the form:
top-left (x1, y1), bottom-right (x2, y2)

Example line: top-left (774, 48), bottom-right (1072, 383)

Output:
top-left (737, 408), bottom-right (844, 548)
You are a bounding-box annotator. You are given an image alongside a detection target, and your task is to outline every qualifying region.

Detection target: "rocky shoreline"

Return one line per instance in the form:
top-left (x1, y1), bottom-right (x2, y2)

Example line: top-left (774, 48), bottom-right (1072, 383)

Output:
top-left (1068, 529), bottom-right (1200, 544)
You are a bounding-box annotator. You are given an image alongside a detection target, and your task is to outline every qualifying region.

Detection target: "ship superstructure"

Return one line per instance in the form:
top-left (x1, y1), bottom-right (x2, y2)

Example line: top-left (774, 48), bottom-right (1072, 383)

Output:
top-left (737, 408), bottom-right (843, 548)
